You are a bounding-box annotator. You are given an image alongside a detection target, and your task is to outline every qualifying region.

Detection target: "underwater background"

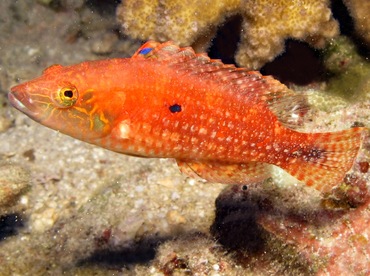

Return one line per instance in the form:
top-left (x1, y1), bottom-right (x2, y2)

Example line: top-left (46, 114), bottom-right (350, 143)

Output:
top-left (0, 0), bottom-right (369, 275)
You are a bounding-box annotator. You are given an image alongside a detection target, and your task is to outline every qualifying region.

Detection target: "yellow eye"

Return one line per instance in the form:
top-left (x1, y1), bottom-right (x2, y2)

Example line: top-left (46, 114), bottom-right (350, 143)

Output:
top-left (54, 86), bottom-right (79, 107)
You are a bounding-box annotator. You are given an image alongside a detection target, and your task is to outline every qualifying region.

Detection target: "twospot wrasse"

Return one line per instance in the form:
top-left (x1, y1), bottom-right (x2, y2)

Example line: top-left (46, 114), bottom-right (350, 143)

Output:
top-left (9, 41), bottom-right (365, 193)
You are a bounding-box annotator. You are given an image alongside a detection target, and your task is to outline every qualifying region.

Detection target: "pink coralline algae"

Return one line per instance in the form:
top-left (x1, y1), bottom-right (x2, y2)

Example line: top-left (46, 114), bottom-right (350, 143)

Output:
top-left (213, 156), bottom-right (370, 274)
top-left (259, 197), bottom-right (370, 274)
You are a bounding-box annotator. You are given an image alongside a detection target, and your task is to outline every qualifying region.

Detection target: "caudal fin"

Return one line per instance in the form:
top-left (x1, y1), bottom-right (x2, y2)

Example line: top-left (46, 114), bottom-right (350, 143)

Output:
top-left (281, 127), bottom-right (365, 193)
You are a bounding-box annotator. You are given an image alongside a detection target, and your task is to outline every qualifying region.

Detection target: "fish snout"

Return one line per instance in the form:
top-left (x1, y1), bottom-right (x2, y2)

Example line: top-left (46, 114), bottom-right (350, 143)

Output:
top-left (9, 84), bottom-right (40, 117)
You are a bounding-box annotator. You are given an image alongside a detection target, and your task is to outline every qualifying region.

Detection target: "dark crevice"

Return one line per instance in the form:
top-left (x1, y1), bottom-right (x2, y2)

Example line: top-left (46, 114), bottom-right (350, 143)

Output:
top-left (331, 0), bottom-right (355, 35)
top-left (208, 14), bottom-right (243, 64)
top-left (86, 0), bottom-right (121, 17)
top-left (261, 40), bottom-right (325, 86)
top-left (0, 213), bottom-right (25, 241)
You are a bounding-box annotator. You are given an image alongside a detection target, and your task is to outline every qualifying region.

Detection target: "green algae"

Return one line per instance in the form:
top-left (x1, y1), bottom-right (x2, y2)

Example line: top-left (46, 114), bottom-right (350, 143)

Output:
top-left (324, 36), bottom-right (370, 101)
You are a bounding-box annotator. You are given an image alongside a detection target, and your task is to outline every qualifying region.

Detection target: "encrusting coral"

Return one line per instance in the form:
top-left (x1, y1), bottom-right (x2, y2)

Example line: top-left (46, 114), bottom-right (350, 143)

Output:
top-left (323, 36), bottom-right (370, 101)
top-left (116, 0), bottom-right (239, 50)
top-left (259, 196), bottom-right (370, 275)
top-left (343, 0), bottom-right (370, 44)
top-left (237, 0), bottom-right (339, 69)
top-left (117, 0), bottom-right (339, 69)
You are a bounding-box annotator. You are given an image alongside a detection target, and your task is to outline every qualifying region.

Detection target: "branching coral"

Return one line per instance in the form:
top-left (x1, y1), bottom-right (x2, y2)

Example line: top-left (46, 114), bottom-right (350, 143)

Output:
top-left (117, 0), bottom-right (339, 69)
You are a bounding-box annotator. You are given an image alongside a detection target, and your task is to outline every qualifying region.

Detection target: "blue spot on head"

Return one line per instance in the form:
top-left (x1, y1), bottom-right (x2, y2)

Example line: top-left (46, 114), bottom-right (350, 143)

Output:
top-left (139, 48), bottom-right (153, 55)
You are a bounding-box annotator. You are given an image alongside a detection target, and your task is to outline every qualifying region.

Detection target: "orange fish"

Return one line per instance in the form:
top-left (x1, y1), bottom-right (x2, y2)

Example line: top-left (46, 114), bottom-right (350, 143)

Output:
top-left (9, 41), bottom-right (364, 193)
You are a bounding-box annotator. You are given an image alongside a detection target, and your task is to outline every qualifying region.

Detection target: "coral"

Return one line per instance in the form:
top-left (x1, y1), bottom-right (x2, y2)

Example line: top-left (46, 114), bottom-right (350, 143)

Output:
top-left (259, 198), bottom-right (370, 275)
top-left (117, 0), bottom-right (339, 69)
top-left (323, 36), bottom-right (370, 101)
top-left (213, 171), bottom-right (370, 275)
top-left (237, 0), bottom-right (339, 69)
top-left (116, 0), bottom-right (239, 50)
top-left (291, 37), bottom-right (370, 130)
top-left (343, 0), bottom-right (370, 44)
top-left (212, 183), bottom-right (321, 274)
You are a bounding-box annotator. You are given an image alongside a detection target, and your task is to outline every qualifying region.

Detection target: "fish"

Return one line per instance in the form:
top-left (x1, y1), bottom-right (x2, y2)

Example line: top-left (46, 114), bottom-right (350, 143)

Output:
top-left (8, 41), bottom-right (365, 193)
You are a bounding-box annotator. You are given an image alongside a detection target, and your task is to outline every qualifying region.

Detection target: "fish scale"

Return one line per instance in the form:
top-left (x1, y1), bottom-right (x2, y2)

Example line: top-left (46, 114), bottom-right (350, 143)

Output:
top-left (9, 41), bottom-right (365, 193)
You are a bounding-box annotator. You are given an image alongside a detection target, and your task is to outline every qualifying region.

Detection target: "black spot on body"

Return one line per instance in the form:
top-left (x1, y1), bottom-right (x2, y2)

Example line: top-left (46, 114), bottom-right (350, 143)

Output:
top-left (169, 104), bottom-right (182, 113)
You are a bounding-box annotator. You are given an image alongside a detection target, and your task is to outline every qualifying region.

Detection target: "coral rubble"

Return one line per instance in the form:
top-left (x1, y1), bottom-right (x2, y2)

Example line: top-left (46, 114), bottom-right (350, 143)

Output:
top-left (117, 0), bottom-right (339, 69)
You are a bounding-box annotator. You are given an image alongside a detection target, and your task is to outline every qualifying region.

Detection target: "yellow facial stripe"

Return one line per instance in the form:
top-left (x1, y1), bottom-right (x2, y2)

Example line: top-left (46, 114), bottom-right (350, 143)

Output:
top-left (74, 102), bottom-right (110, 132)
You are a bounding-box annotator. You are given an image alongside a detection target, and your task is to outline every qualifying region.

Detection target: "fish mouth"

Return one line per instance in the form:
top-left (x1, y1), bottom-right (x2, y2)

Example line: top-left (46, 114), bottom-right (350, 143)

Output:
top-left (8, 85), bottom-right (40, 118)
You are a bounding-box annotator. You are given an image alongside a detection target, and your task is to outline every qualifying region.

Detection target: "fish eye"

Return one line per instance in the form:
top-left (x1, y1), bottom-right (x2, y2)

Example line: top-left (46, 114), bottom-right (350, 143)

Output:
top-left (54, 86), bottom-right (79, 108)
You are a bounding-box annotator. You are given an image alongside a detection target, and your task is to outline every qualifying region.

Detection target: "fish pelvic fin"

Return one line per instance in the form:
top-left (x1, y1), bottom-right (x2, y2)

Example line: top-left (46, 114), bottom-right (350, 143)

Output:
top-left (282, 127), bottom-right (365, 193)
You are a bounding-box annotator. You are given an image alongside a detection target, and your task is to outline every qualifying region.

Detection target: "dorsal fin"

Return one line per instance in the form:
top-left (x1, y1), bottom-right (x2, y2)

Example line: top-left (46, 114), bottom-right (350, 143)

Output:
top-left (43, 64), bottom-right (64, 75)
top-left (132, 41), bottom-right (310, 129)
top-left (132, 41), bottom-right (207, 62)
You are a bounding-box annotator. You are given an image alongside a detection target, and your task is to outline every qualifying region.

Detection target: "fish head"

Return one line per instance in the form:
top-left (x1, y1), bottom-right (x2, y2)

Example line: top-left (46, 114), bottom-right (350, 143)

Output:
top-left (9, 62), bottom-right (126, 142)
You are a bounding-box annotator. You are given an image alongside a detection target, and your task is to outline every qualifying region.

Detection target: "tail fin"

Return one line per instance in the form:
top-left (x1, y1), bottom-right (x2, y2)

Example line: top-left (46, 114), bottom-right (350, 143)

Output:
top-left (281, 127), bottom-right (365, 193)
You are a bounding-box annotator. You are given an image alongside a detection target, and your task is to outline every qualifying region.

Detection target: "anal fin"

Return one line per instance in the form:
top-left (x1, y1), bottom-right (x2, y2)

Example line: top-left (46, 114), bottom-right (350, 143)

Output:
top-left (176, 160), bottom-right (272, 185)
